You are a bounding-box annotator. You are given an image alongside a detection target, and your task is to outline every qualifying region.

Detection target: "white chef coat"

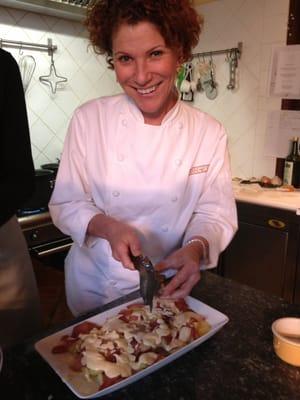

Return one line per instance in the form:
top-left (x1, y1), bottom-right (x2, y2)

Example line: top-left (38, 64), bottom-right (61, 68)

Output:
top-left (49, 93), bottom-right (237, 316)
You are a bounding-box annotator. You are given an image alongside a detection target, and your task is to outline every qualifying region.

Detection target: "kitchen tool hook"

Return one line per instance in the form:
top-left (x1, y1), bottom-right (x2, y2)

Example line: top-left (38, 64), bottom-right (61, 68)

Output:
top-left (39, 50), bottom-right (67, 94)
top-left (226, 49), bottom-right (238, 90)
top-left (19, 54), bottom-right (36, 93)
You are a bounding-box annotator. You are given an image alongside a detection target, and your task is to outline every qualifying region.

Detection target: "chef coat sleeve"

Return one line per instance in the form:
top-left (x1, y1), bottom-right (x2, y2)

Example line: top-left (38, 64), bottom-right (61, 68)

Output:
top-left (49, 110), bottom-right (102, 247)
top-left (183, 126), bottom-right (238, 269)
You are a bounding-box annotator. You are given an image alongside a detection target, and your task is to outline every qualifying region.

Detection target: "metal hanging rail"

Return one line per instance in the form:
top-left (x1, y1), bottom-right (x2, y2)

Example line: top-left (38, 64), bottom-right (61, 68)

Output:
top-left (0, 37), bottom-right (57, 55)
top-left (192, 41), bottom-right (243, 59)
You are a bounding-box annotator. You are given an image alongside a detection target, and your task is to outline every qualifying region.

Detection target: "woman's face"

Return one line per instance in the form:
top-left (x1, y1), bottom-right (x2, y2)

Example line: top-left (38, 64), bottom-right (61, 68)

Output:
top-left (112, 21), bottom-right (181, 125)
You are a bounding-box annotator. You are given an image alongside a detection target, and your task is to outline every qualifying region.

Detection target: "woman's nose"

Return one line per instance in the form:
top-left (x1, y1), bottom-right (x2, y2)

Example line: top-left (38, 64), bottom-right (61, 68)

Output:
top-left (134, 60), bottom-right (151, 86)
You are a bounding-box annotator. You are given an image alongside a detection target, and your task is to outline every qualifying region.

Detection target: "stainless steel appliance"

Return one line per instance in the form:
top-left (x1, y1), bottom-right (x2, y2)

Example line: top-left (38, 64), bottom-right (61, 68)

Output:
top-left (18, 210), bottom-right (72, 267)
top-left (18, 165), bottom-right (72, 267)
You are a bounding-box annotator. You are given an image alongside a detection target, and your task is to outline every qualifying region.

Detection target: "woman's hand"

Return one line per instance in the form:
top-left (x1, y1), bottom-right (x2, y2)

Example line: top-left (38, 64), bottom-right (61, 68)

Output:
top-left (87, 214), bottom-right (141, 269)
top-left (155, 242), bottom-right (203, 299)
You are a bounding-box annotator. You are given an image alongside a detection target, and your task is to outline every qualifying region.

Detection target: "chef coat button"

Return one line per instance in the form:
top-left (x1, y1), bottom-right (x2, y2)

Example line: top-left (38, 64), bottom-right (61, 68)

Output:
top-left (175, 159), bottom-right (182, 166)
top-left (117, 154), bottom-right (124, 162)
top-left (112, 190), bottom-right (120, 197)
top-left (161, 225), bottom-right (169, 232)
top-left (122, 119), bottom-right (127, 127)
top-left (171, 196), bottom-right (178, 202)
top-left (178, 122), bottom-right (183, 130)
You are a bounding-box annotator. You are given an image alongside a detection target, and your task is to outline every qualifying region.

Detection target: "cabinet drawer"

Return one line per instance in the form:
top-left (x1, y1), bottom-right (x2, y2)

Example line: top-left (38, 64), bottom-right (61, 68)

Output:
top-left (23, 224), bottom-right (68, 247)
top-left (236, 202), bottom-right (299, 232)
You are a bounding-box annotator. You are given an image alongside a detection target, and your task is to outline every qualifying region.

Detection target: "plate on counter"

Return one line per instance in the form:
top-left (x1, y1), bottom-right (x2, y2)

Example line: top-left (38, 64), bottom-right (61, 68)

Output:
top-left (35, 296), bottom-right (229, 399)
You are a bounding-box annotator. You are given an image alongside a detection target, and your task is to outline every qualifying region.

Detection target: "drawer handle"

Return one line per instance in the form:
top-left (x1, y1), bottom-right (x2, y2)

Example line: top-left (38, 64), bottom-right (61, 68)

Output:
top-left (268, 219), bottom-right (285, 229)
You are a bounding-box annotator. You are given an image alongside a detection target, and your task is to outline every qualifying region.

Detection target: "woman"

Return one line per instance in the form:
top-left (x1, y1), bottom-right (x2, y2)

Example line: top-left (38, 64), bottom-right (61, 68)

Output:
top-left (0, 48), bottom-right (41, 347)
top-left (49, 0), bottom-right (237, 316)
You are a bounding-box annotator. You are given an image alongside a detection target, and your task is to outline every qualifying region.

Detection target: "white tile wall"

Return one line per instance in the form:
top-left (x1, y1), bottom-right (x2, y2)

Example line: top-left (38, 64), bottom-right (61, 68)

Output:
top-left (194, 0), bottom-right (290, 179)
top-left (0, 0), bottom-right (290, 178)
top-left (0, 5), bottom-right (121, 168)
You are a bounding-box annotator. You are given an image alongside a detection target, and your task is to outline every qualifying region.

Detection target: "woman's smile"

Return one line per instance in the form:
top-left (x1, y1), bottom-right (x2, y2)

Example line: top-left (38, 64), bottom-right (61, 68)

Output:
top-left (135, 84), bottom-right (160, 95)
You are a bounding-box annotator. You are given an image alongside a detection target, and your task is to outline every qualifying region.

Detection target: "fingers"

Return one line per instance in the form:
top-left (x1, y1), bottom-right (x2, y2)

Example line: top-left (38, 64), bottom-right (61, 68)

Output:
top-left (112, 243), bottom-right (135, 270)
top-left (160, 266), bottom-right (200, 298)
top-left (112, 239), bottom-right (142, 270)
top-left (155, 254), bottom-right (179, 272)
top-left (129, 242), bottom-right (141, 258)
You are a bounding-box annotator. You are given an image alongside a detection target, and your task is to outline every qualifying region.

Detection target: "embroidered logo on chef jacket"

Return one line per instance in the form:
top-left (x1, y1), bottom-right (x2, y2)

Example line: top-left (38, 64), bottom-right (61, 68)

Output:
top-left (189, 165), bottom-right (209, 175)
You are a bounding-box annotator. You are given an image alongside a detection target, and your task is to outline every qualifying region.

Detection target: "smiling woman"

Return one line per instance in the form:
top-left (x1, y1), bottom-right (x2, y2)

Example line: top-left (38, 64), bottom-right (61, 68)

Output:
top-left (48, 0), bottom-right (237, 317)
top-left (112, 22), bottom-right (180, 125)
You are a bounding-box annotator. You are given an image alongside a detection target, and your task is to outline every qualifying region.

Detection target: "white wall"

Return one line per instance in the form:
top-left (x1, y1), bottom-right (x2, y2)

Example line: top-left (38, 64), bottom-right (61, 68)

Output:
top-left (0, 5), bottom-right (121, 168)
top-left (0, 0), bottom-right (290, 178)
top-left (194, 0), bottom-right (290, 178)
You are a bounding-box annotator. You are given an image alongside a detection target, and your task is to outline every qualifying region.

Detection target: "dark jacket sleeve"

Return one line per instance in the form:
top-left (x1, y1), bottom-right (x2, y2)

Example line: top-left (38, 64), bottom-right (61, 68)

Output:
top-left (0, 49), bottom-right (35, 226)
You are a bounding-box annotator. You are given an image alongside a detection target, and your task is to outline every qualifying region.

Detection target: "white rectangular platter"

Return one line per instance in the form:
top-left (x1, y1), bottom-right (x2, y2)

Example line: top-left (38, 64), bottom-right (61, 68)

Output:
top-left (35, 296), bottom-right (229, 399)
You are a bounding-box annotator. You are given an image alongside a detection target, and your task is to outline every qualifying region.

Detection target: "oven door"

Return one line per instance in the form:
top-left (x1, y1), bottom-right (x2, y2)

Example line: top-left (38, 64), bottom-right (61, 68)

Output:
top-left (30, 237), bottom-right (72, 257)
top-left (20, 214), bottom-right (73, 269)
top-left (30, 237), bottom-right (73, 268)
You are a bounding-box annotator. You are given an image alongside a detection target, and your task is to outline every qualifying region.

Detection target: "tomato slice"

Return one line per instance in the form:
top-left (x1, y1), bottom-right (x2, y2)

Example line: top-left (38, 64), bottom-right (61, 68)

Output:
top-left (126, 303), bottom-right (144, 309)
top-left (149, 320), bottom-right (159, 330)
top-left (174, 298), bottom-right (189, 312)
top-left (100, 375), bottom-right (123, 390)
top-left (162, 334), bottom-right (172, 345)
top-left (118, 308), bottom-right (138, 322)
top-left (71, 321), bottom-right (99, 338)
top-left (190, 326), bottom-right (198, 340)
top-left (118, 314), bottom-right (129, 323)
top-left (69, 353), bottom-right (83, 372)
top-left (105, 351), bottom-right (117, 363)
top-left (51, 344), bottom-right (69, 354)
top-left (51, 335), bottom-right (78, 354)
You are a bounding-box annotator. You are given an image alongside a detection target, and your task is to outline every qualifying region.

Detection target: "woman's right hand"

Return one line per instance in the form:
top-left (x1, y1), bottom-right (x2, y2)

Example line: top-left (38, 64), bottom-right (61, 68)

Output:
top-left (87, 214), bottom-right (141, 270)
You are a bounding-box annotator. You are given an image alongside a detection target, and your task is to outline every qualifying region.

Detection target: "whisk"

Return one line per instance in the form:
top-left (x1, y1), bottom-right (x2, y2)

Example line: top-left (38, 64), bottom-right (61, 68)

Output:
top-left (19, 55), bottom-right (36, 93)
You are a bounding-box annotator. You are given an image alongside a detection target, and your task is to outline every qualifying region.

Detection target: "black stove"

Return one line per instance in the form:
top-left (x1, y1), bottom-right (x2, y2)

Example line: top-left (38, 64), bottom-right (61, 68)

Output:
top-left (17, 207), bottom-right (48, 218)
top-left (18, 209), bottom-right (72, 266)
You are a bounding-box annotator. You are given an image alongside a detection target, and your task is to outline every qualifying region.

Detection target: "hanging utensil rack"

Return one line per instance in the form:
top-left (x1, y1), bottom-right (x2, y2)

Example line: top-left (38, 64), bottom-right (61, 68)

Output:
top-left (192, 42), bottom-right (242, 59)
top-left (192, 42), bottom-right (243, 92)
top-left (0, 37), bottom-right (57, 55)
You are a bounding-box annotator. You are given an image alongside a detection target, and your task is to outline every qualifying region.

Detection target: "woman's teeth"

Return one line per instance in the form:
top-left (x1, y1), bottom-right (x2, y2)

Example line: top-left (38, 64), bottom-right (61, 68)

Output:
top-left (137, 86), bottom-right (156, 94)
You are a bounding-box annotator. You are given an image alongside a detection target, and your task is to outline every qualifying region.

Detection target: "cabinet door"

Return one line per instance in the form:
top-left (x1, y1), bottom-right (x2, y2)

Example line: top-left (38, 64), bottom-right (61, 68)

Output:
top-left (294, 243), bottom-right (300, 304)
top-left (222, 221), bottom-right (288, 298)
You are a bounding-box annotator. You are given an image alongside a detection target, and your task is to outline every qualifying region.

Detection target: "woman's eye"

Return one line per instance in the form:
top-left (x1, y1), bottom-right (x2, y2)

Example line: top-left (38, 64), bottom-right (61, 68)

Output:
top-left (118, 55), bottom-right (132, 63)
top-left (150, 50), bottom-right (163, 57)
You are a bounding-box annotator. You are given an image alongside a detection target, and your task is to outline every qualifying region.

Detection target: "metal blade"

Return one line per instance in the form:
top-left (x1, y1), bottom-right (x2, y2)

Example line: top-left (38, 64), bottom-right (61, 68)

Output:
top-left (130, 254), bottom-right (160, 311)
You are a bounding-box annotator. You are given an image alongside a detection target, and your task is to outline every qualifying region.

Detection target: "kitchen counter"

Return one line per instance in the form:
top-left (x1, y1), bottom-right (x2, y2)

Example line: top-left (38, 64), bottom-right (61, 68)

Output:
top-left (1, 272), bottom-right (300, 400)
top-left (233, 181), bottom-right (300, 213)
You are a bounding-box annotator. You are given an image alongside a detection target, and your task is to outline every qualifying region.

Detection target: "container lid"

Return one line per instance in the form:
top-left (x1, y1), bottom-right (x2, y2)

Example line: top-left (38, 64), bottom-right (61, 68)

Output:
top-left (272, 317), bottom-right (300, 346)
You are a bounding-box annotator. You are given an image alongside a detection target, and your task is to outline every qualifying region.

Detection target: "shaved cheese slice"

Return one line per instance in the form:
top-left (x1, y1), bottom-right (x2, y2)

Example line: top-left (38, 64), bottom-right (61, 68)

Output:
top-left (83, 350), bottom-right (131, 378)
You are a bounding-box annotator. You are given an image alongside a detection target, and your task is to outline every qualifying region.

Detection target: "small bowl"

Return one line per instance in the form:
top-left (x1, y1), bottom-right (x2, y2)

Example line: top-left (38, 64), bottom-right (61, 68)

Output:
top-left (272, 317), bottom-right (300, 366)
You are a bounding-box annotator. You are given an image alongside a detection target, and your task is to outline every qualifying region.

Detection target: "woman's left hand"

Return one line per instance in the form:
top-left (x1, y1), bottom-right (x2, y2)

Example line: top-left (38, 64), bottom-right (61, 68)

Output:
top-left (155, 242), bottom-right (203, 299)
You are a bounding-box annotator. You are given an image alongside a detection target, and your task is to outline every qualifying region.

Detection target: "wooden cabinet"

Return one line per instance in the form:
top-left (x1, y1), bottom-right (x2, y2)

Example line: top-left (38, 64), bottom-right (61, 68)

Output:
top-left (294, 247), bottom-right (300, 303)
top-left (218, 201), bottom-right (300, 303)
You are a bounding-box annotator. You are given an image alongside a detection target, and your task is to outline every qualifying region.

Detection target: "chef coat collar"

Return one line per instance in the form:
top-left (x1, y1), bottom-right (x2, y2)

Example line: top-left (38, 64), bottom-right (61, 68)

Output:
top-left (124, 91), bottom-right (181, 126)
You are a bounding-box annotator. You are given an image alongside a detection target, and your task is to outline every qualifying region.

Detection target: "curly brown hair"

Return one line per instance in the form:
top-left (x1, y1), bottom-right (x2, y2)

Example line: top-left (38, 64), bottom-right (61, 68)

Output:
top-left (85, 0), bottom-right (203, 68)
